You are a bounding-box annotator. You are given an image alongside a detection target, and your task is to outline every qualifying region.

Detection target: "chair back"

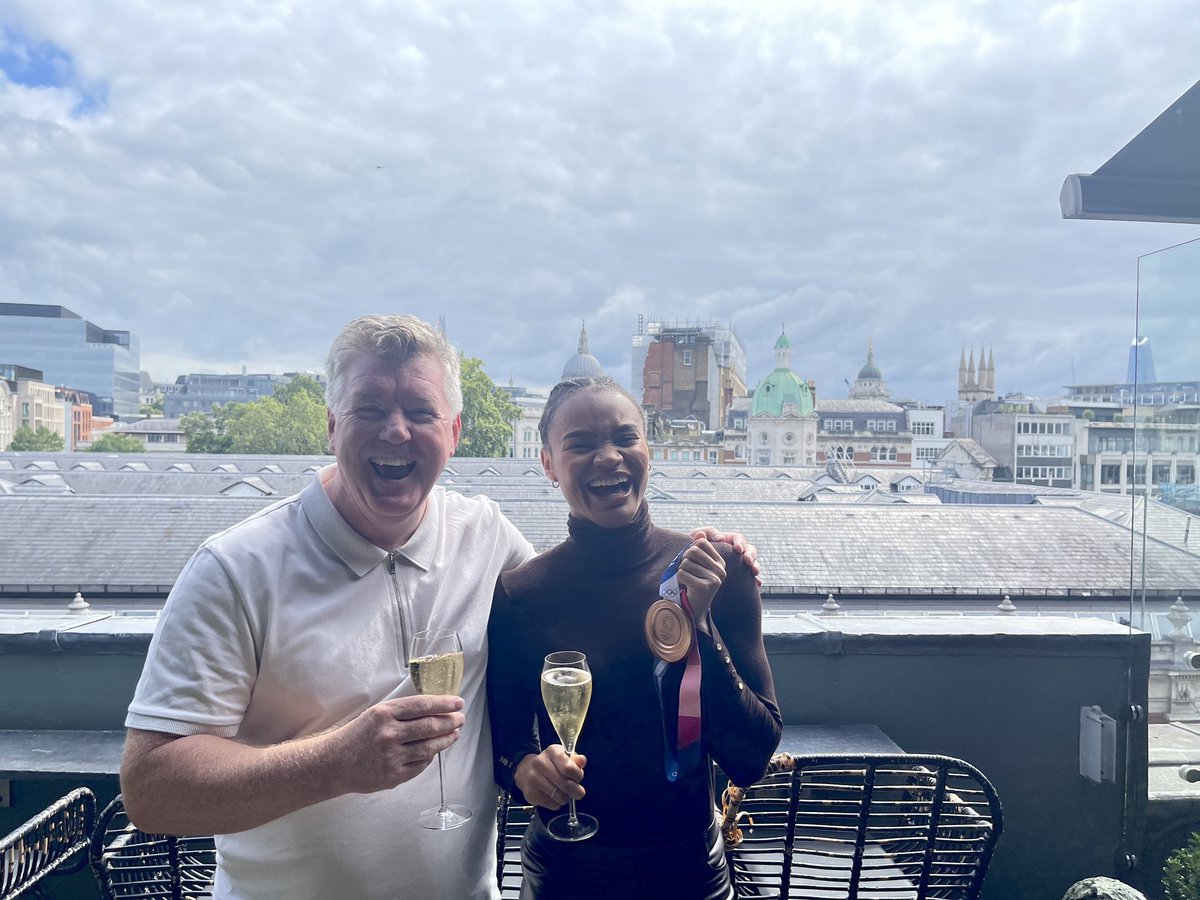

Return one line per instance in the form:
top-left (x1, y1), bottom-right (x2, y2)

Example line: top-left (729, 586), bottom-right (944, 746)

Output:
top-left (89, 795), bottom-right (216, 900)
top-left (0, 787), bottom-right (96, 900)
top-left (496, 790), bottom-right (534, 898)
top-left (720, 753), bottom-right (1003, 899)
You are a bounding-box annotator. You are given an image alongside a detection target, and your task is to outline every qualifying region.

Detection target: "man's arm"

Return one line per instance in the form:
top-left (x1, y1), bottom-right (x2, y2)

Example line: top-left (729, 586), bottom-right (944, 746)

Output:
top-left (120, 694), bottom-right (464, 835)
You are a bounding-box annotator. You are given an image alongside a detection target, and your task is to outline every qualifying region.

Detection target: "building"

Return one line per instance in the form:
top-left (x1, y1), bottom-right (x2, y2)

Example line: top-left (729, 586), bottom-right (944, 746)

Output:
top-left (502, 385), bottom-right (548, 460)
top-left (560, 322), bottom-right (604, 380)
top-left (99, 417), bottom-right (188, 452)
top-left (847, 340), bottom-right (890, 400)
top-left (970, 401), bottom-right (1077, 487)
top-left (633, 318), bottom-right (747, 431)
top-left (901, 403), bottom-right (949, 468)
top-left (743, 330), bottom-right (819, 466)
top-left (934, 438), bottom-right (999, 481)
top-left (163, 372), bottom-right (291, 418)
top-left (0, 364), bottom-right (68, 448)
top-left (1077, 416), bottom-right (1199, 496)
top-left (816, 398), bottom-right (912, 466)
top-left (0, 303), bottom-right (141, 420)
top-left (56, 388), bottom-right (94, 451)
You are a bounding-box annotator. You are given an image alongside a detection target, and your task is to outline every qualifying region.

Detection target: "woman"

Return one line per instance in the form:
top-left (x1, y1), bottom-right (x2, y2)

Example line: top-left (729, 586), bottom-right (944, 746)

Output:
top-left (487, 376), bottom-right (781, 900)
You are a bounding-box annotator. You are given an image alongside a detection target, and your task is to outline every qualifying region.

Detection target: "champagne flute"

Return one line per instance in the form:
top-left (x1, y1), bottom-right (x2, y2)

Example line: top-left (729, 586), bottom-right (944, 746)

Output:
top-left (541, 650), bottom-right (598, 841)
top-left (409, 628), bottom-right (471, 830)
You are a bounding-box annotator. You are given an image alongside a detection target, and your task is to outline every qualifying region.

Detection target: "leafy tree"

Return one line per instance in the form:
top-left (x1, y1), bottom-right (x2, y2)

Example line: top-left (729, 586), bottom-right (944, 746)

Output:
top-left (7, 426), bottom-right (65, 452)
top-left (182, 406), bottom-right (236, 453)
top-left (226, 394), bottom-right (329, 455)
top-left (183, 390), bottom-right (328, 455)
top-left (1164, 831), bottom-right (1200, 900)
top-left (140, 394), bottom-right (164, 416)
top-left (272, 374), bottom-right (326, 405)
top-left (89, 433), bottom-right (146, 453)
top-left (458, 357), bottom-right (520, 458)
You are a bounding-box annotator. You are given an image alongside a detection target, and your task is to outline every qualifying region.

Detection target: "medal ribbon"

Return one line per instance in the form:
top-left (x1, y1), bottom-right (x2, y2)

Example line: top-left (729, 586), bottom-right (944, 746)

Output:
top-left (653, 548), bottom-right (703, 782)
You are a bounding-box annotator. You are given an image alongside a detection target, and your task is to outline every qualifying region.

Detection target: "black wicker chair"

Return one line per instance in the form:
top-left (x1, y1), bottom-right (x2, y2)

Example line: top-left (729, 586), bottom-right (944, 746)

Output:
top-left (0, 787), bottom-right (96, 900)
top-left (720, 754), bottom-right (1003, 899)
top-left (496, 790), bottom-right (534, 899)
top-left (89, 795), bottom-right (216, 899)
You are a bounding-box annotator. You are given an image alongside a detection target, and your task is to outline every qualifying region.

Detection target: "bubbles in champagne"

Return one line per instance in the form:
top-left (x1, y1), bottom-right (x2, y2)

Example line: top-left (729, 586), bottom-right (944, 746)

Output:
top-left (541, 667), bottom-right (592, 752)
top-left (410, 651), bottom-right (465, 695)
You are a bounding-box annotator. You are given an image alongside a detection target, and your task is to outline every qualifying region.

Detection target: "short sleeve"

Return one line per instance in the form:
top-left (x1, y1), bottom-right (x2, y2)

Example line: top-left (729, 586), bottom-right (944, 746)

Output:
top-left (125, 545), bottom-right (260, 736)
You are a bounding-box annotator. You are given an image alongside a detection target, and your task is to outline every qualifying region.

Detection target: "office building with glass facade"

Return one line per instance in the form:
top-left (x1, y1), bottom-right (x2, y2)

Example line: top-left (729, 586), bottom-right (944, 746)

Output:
top-left (0, 303), bottom-right (141, 419)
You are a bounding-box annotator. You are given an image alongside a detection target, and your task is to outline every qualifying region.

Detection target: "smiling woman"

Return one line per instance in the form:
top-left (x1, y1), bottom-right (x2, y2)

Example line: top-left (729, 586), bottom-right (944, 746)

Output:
top-left (488, 375), bottom-right (782, 899)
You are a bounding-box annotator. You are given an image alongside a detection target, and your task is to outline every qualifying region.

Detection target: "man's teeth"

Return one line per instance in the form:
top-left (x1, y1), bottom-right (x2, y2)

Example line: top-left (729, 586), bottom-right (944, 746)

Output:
top-left (372, 457), bottom-right (412, 467)
top-left (588, 475), bottom-right (628, 488)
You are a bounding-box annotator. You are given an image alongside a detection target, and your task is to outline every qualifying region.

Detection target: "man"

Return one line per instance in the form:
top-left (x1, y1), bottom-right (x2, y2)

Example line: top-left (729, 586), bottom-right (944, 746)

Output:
top-left (122, 314), bottom-right (756, 899)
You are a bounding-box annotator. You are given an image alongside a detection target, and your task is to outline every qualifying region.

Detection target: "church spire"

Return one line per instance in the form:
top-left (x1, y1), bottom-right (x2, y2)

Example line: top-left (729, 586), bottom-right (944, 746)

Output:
top-left (577, 320), bottom-right (590, 354)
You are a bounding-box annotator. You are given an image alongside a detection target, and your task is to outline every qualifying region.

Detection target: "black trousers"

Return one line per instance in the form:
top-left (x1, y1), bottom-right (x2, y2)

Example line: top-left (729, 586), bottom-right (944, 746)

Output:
top-left (520, 813), bottom-right (733, 900)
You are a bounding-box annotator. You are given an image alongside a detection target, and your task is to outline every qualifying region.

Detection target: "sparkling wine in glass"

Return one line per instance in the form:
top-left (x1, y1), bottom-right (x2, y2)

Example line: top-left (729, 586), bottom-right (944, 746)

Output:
top-left (409, 628), bottom-right (470, 830)
top-left (540, 650), bottom-right (598, 841)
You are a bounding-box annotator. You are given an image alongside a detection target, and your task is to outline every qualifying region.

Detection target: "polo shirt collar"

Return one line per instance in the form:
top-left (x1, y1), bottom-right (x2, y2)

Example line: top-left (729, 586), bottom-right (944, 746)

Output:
top-left (302, 466), bottom-right (439, 577)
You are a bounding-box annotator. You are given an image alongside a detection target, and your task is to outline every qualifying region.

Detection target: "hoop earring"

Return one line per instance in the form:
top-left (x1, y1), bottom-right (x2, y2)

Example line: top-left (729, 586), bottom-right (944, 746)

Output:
top-left (551, 480), bottom-right (559, 488)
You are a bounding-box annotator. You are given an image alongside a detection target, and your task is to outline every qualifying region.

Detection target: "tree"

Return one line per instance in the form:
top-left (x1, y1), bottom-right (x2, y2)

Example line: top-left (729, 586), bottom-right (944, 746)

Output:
top-left (89, 433), bottom-right (146, 453)
top-left (458, 357), bottom-right (520, 458)
top-left (182, 390), bottom-right (328, 455)
top-left (140, 394), bottom-right (164, 416)
top-left (7, 426), bottom-right (65, 452)
top-left (272, 374), bottom-right (326, 405)
top-left (1164, 832), bottom-right (1200, 900)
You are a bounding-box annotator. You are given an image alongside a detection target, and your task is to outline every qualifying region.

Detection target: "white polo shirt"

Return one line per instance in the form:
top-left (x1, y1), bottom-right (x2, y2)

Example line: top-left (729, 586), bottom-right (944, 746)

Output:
top-left (127, 467), bottom-right (536, 900)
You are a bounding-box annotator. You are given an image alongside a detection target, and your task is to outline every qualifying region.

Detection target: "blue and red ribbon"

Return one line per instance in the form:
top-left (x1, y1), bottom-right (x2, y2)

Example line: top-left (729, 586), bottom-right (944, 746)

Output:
top-left (654, 548), bottom-right (703, 782)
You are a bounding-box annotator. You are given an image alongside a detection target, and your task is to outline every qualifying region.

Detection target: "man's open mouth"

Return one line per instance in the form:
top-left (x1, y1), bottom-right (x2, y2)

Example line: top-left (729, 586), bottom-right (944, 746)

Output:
top-left (587, 474), bottom-right (631, 497)
top-left (371, 457), bottom-right (416, 480)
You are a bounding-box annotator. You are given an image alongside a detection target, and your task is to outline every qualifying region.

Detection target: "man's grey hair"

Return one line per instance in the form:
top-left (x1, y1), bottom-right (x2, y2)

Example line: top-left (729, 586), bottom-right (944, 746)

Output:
top-left (325, 315), bottom-right (463, 415)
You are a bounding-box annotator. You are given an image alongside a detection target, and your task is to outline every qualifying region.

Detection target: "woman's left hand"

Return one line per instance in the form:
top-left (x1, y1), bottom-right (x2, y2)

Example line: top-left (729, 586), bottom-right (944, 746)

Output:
top-left (676, 538), bottom-right (726, 628)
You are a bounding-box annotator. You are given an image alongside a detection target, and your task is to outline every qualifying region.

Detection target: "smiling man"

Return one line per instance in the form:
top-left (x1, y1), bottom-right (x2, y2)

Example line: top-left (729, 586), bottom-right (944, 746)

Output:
top-left (120, 315), bottom-right (537, 899)
top-left (119, 314), bottom-right (757, 900)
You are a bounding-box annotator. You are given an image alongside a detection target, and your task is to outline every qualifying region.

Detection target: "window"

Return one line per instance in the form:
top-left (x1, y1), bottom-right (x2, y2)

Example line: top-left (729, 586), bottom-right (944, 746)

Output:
top-left (886, 420), bottom-right (896, 431)
top-left (756, 450), bottom-right (770, 465)
top-left (783, 452), bottom-right (796, 464)
top-left (911, 420), bottom-right (935, 435)
top-left (915, 446), bottom-right (940, 461)
top-left (682, 349), bottom-right (693, 366)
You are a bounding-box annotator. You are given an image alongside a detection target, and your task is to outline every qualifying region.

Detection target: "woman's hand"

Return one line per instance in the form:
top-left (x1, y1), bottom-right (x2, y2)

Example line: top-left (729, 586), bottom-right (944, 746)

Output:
top-left (513, 745), bottom-right (587, 810)
top-left (677, 537), bottom-right (727, 629)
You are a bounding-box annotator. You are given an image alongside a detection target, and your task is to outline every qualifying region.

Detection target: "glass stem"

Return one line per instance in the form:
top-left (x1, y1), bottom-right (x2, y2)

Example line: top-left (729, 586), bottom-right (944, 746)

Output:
top-left (565, 741), bottom-right (578, 825)
top-left (436, 750), bottom-right (448, 813)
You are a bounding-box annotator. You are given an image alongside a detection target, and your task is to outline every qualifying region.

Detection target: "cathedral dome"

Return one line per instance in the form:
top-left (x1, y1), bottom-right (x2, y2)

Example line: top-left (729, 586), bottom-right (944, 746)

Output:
top-left (562, 321), bottom-right (604, 379)
top-left (857, 359), bottom-right (882, 380)
top-left (751, 328), bottom-right (813, 417)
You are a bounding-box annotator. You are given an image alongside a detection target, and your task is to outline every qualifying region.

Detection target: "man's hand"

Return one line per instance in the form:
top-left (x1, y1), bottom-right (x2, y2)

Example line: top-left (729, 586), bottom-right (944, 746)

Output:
top-left (676, 537), bottom-right (727, 626)
top-left (513, 745), bottom-right (587, 810)
top-left (693, 526), bottom-right (760, 584)
top-left (335, 694), bottom-right (465, 794)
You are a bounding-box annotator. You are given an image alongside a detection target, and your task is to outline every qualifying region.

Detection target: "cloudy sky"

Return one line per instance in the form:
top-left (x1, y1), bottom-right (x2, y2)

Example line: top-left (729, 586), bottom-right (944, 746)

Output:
top-left (1, 1), bottom-right (1198, 406)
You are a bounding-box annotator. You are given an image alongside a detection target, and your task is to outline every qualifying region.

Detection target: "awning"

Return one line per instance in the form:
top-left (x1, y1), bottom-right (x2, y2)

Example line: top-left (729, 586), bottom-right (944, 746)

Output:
top-left (1061, 79), bottom-right (1200, 224)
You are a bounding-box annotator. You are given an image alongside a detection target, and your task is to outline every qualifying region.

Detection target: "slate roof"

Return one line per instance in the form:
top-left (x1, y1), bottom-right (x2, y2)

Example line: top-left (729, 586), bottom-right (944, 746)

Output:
top-left (5, 490), bottom-right (1200, 600)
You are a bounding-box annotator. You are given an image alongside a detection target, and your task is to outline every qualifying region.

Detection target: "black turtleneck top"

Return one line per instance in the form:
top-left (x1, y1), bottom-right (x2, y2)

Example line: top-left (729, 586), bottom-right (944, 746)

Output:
top-left (487, 504), bottom-right (782, 844)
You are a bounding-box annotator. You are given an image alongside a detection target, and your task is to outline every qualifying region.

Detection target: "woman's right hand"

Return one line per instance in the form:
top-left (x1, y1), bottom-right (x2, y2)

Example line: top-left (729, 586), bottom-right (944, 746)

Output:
top-left (513, 745), bottom-right (587, 810)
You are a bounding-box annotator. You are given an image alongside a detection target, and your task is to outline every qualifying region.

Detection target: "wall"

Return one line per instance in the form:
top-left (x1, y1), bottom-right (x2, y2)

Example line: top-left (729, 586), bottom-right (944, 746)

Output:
top-left (0, 615), bottom-right (1150, 900)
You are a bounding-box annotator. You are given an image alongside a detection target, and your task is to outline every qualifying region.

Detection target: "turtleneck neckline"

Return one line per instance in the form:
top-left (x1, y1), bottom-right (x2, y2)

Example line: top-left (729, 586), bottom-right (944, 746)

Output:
top-left (565, 502), bottom-right (657, 572)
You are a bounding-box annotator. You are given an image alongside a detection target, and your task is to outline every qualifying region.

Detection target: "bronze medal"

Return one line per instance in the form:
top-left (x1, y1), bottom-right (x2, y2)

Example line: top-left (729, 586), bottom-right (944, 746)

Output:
top-left (645, 598), bottom-right (693, 663)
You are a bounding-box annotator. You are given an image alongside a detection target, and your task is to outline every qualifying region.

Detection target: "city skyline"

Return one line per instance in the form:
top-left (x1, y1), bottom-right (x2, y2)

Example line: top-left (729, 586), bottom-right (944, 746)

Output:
top-left (1, 3), bottom-right (1198, 404)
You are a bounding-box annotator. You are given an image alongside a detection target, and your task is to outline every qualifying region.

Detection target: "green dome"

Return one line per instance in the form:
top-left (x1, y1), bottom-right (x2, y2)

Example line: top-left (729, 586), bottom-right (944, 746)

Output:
top-left (774, 332), bottom-right (791, 350)
top-left (750, 368), bottom-right (813, 417)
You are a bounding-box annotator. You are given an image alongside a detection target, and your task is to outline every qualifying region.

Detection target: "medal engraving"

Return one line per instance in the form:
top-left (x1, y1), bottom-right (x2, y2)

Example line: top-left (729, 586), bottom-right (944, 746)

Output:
top-left (644, 599), bottom-right (693, 663)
